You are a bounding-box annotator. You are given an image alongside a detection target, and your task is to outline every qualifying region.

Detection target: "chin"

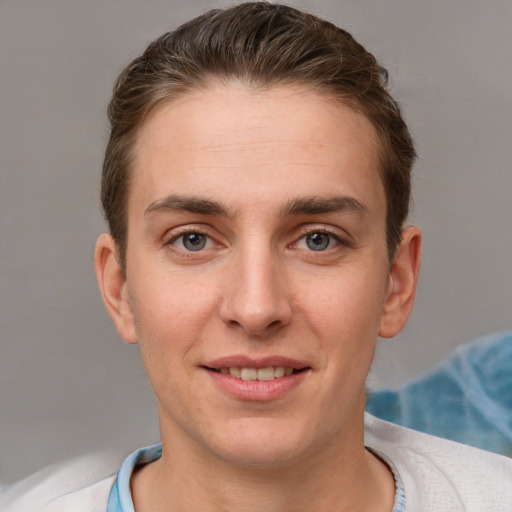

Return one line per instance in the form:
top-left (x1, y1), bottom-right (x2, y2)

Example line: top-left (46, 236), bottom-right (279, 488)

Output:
top-left (203, 417), bottom-right (319, 469)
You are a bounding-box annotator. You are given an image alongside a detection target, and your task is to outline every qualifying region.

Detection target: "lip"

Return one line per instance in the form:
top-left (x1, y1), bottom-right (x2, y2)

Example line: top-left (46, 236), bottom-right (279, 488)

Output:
top-left (202, 355), bottom-right (311, 401)
top-left (203, 355), bottom-right (310, 370)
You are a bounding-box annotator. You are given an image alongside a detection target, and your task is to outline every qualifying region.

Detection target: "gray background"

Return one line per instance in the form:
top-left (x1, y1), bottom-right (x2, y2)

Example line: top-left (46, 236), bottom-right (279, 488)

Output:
top-left (1, 0), bottom-right (511, 485)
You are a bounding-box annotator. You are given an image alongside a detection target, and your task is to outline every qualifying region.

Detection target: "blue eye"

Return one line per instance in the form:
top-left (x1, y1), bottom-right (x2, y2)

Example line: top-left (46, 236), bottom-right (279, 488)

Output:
top-left (175, 232), bottom-right (209, 251)
top-left (305, 232), bottom-right (331, 251)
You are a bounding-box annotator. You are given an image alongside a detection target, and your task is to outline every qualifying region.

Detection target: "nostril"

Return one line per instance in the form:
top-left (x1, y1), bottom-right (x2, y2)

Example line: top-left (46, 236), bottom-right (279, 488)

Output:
top-left (220, 287), bottom-right (292, 335)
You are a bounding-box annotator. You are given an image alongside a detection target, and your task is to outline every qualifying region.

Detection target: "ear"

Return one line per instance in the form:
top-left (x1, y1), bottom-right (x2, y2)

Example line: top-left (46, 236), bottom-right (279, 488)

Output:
top-left (378, 226), bottom-right (422, 339)
top-left (94, 233), bottom-right (137, 344)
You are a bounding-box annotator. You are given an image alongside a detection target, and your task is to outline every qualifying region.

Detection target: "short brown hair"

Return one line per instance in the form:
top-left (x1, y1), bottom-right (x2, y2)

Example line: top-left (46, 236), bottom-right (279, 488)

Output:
top-left (102, 2), bottom-right (415, 269)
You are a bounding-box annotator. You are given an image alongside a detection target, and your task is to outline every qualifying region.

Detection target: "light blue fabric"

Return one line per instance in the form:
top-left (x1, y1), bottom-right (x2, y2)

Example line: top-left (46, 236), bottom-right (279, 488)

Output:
top-left (107, 444), bottom-right (162, 512)
top-left (107, 444), bottom-right (405, 511)
top-left (366, 331), bottom-right (512, 455)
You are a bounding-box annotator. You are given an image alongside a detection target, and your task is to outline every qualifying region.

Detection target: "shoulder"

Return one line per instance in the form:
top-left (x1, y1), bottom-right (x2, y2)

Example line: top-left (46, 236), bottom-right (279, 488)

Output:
top-left (365, 413), bottom-right (512, 512)
top-left (0, 451), bottom-right (126, 512)
top-left (366, 331), bottom-right (512, 454)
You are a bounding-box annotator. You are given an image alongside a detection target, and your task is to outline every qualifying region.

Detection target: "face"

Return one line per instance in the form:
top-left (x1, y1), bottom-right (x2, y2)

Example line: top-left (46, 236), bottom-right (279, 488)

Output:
top-left (96, 83), bottom-right (420, 469)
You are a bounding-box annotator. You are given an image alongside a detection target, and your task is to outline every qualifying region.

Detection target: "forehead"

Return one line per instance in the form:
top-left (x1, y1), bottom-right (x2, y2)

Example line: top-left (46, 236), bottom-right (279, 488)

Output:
top-left (130, 84), bottom-right (385, 218)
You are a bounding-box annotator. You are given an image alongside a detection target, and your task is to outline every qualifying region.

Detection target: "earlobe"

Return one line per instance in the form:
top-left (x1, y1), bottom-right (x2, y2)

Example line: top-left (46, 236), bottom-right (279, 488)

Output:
top-left (94, 233), bottom-right (138, 344)
top-left (378, 226), bottom-right (422, 339)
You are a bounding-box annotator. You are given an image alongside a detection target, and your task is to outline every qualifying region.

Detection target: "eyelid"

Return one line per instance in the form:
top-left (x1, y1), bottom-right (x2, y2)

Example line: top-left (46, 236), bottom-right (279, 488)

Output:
top-left (292, 224), bottom-right (353, 248)
top-left (163, 224), bottom-right (224, 253)
top-left (164, 225), bottom-right (211, 244)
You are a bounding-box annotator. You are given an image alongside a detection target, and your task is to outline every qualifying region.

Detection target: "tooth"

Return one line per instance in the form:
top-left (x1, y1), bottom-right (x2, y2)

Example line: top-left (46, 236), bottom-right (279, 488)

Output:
top-left (257, 367), bottom-right (275, 381)
top-left (275, 366), bottom-right (285, 378)
top-left (241, 368), bottom-right (258, 380)
top-left (229, 367), bottom-right (241, 378)
top-left (225, 366), bottom-right (295, 380)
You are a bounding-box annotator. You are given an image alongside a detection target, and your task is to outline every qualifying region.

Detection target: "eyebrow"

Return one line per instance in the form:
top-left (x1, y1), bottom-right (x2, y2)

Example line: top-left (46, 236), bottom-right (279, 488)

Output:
top-left (144, 194), bottom-right (370, 219)
top-left (145, 195), bottom-right (230, 217)
top-left (280, 196), bottom-right (370, 218)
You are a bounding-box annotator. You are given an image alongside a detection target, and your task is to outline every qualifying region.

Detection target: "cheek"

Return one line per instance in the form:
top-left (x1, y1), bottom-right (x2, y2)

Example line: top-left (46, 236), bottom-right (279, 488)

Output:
top-left (130, 284), bottom-right (213, 410)
top-left (129, 273), bottom-right (219, 363)
top-left (298, 266), bottom-right (388, 339)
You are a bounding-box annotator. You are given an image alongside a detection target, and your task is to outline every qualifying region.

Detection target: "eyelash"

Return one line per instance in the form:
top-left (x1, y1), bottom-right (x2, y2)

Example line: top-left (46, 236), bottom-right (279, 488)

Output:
top-left (163, 225), bottom-right (351, 255)
top-left (164, 227), bottom-right (217, 253)
top-left (292, 226), bottom-right (351, 253)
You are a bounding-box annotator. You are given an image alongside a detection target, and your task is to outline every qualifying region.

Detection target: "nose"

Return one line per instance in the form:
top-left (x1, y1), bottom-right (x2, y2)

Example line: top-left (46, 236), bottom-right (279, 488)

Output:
top-left (219, 246), bottom-right (293, 337)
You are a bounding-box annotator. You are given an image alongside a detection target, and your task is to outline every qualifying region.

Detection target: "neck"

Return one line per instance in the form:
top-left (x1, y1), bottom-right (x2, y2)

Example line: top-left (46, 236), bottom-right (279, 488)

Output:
top-left (131, 412), bottom-right (395, 512)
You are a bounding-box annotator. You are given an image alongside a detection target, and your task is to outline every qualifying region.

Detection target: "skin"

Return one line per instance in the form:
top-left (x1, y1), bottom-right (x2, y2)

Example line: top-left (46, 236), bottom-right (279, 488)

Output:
top-left (96, 83), bottom-right (421, 512)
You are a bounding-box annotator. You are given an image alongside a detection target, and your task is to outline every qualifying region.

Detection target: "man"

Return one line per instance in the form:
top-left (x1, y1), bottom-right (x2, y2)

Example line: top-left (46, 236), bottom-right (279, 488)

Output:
top-left (2, 3), bottom-right (511, 511)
